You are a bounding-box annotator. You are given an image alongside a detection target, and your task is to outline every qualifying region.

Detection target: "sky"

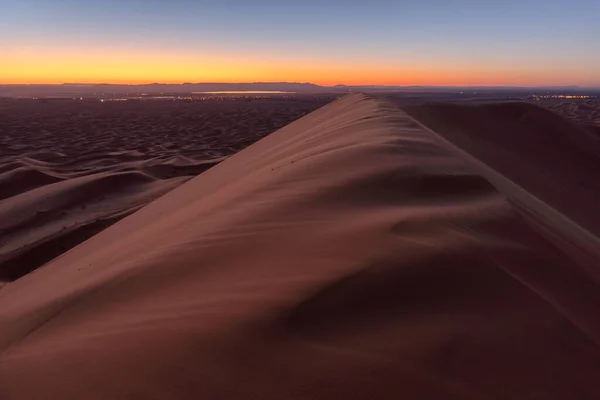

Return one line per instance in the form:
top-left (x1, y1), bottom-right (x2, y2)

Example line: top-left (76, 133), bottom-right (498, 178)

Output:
top-left (1, 0), bottom-right (599, 86)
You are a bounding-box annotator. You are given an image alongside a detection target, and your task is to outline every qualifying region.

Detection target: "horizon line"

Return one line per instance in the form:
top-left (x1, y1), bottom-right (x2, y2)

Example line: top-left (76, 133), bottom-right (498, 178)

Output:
top-left (1, 82), bottom-right (598, 89)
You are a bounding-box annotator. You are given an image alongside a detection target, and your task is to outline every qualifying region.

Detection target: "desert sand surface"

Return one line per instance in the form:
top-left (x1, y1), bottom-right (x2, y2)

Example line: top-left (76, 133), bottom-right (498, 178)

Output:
top-left (0, 93), bottom-right (599, 399)
top-left (535, 98), bottom-right (600, 129)
top-left (405, 102), bottom-right (600, 237)
top-left (0, 97), bottom-right (329, 282)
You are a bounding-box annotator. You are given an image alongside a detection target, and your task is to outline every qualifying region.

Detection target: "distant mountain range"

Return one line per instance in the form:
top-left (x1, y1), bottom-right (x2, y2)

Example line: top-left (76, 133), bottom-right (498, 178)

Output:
top-left (0, 82), bottom-right (596, 98)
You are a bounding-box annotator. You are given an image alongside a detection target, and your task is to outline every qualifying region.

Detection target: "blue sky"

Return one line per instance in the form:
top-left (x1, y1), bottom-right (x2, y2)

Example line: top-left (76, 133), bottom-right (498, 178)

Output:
top-left (2, 0), bottom-right (599, 85)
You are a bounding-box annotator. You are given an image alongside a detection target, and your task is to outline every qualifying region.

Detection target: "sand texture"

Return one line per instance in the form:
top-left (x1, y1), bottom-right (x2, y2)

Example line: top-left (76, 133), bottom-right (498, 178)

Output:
top-left (0, 94), bottom-right (599, 399)
top-left (536, 98), bottom-right (600, 129)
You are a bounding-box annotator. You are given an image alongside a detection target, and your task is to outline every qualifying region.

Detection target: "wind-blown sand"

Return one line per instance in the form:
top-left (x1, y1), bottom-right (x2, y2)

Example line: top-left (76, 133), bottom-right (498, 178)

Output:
top-left (0, 94), bottom-right (599, 399)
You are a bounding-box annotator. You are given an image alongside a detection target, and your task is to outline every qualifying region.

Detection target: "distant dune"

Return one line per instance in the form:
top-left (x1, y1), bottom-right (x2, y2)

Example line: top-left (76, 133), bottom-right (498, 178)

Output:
top-left (0, 94), bottom-right (599, 399)
top-left (535, 98), bottom-right (600, 128)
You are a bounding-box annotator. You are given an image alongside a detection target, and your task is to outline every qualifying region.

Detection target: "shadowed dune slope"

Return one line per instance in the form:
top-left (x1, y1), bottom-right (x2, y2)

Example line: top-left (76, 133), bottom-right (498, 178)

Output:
top-left (1, 94), bottom-right (599, 399)
top-left (405, 102), bottom-right (600, 236)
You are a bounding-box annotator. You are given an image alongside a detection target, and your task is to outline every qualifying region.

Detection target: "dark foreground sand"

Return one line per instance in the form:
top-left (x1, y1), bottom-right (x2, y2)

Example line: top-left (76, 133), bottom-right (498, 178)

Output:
top-left (0, 94), bottom-right (599, 399)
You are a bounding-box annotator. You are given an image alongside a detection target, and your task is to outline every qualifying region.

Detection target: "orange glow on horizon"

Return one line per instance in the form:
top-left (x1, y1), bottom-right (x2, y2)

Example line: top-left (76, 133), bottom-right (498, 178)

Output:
top-left (1, 46), bottom-right (596, 87)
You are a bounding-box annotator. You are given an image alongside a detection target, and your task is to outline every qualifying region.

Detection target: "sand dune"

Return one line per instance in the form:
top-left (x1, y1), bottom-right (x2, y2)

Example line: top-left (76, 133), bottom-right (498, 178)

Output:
top-left (0, 153), bottom-right (219, 282)
top-left (535, 98), bottom-right (600, 129)
top-left (0, 93), bottom-right (598, 398)
top-left (405, 102), bottom-right (600, 236)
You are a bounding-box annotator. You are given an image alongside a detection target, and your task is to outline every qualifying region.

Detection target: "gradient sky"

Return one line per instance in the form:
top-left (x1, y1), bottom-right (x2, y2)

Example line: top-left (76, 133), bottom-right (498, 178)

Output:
top-left (2, 0), bottom-right (599, 86)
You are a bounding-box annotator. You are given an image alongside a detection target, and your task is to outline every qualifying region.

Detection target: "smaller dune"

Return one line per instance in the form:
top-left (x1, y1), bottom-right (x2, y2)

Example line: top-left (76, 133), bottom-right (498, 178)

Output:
top-left (0, 148), bottom-right (223, 283)
top-left (0, 167), bottom-right (65, 200)
top-left (0, 168), bottom-right (190, 282)
top-left (138, 157), bottom-right (224, 179)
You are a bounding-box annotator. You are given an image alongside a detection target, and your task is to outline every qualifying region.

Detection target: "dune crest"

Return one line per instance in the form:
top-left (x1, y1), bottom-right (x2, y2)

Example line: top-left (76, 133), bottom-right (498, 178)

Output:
top-left (0, 94), bottom-right (599, 399)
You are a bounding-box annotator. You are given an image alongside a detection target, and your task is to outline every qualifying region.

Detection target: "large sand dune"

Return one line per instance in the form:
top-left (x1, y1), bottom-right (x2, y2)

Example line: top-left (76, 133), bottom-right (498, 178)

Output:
top-left (0, 94), bottom-right (599, 399)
